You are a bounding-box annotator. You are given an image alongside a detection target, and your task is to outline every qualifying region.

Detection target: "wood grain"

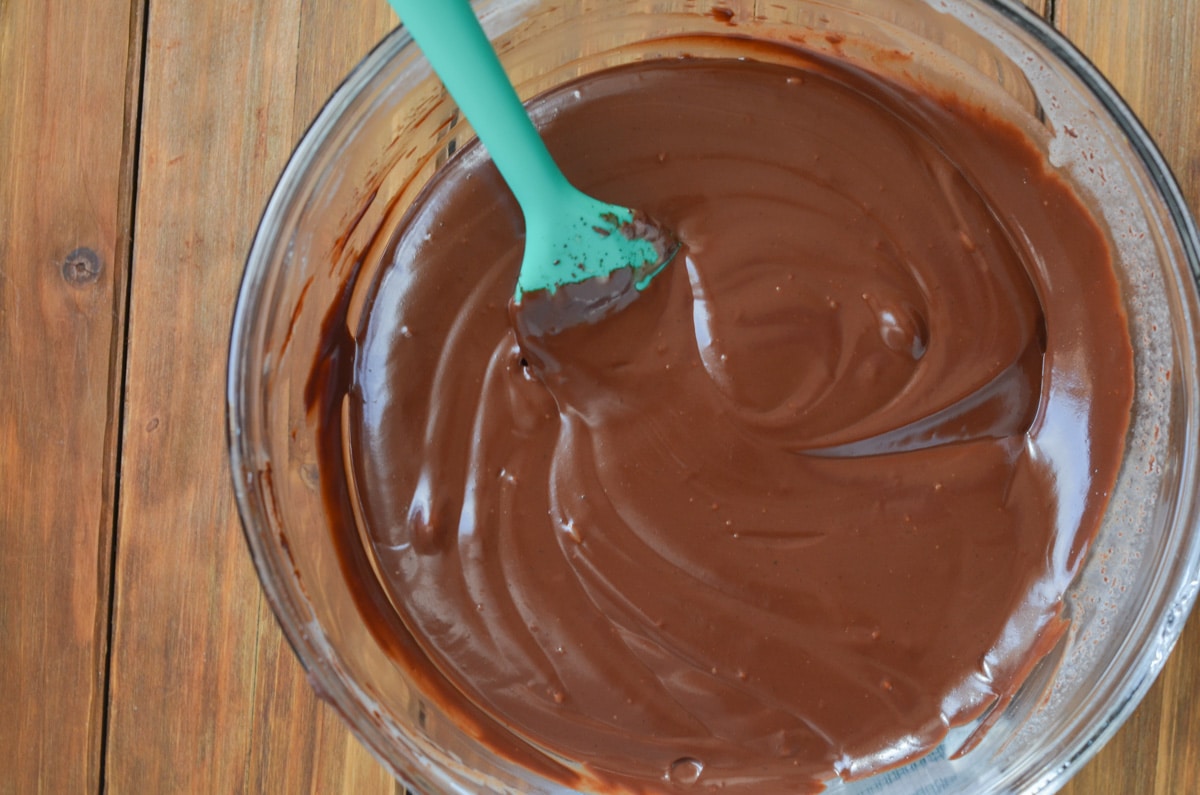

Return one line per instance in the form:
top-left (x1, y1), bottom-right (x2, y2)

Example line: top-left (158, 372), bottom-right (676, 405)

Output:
top-left (0, 1), bottom-right (141, 792)
top-left (1057, 0), bottom-right (1200, 212)
top-left (1055, 0), bottom-right (1200, 792)
top-left (1, 0), bottom-right (1183, 793)
top-left (103, 1), bottom-right (397, 791)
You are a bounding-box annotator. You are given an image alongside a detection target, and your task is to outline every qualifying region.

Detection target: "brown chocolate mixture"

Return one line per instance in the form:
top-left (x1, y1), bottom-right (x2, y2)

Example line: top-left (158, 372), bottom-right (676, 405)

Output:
top-left (310, 54), bottom-right (1133, 793)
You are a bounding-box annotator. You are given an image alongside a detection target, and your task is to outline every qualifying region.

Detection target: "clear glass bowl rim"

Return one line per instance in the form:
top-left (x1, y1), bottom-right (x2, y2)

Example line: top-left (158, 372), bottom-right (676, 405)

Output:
top-left (227, 0), bottom-right (1200, 792)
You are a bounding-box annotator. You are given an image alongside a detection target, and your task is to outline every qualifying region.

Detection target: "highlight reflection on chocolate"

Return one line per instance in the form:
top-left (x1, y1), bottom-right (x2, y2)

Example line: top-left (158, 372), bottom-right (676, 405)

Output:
top-left (309, 55), bottom-right (1133, 793)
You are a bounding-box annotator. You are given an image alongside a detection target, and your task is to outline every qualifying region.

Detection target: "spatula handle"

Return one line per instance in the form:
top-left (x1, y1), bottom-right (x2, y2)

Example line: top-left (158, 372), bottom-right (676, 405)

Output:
top-left (387, 0), bottom-right (570, 216)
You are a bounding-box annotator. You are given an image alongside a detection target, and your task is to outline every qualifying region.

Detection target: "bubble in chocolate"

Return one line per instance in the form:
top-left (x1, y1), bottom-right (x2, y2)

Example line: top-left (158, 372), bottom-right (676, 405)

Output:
top-left (864, 293), bottom-right (928, 360)
top-left (406, 472), bottom-right (449, 555)
top-left (667, 757), bottom-right (704, 786)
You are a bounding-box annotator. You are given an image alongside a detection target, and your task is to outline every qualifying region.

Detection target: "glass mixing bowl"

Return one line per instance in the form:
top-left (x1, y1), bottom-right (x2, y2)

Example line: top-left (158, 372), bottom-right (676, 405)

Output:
top-left (228, 1), bottom-right (1200, 792)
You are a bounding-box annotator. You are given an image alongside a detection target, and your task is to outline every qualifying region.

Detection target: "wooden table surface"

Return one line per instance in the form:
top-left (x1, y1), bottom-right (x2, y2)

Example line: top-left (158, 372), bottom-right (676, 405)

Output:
top-left (2, 1), bottom-right (1197, 793)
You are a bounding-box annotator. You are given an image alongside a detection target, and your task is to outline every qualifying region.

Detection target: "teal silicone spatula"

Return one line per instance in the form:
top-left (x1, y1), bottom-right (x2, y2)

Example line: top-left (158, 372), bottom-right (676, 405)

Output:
top-left (387, 0), bottom-right (678, 333)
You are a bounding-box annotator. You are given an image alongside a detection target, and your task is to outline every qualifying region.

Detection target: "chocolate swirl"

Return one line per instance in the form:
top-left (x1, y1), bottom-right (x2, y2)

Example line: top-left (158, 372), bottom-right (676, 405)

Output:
top-left (316, 55), bottom-right (1132, 793)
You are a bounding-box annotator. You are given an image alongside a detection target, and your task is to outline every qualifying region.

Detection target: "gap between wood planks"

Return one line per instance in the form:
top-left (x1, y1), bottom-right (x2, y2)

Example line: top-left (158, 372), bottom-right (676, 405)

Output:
top-left (97, 0), bottom-right (150, 792)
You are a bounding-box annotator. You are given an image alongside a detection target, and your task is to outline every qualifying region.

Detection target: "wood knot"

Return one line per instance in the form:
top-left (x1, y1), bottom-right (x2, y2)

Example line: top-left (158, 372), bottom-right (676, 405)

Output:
top-left (711, 5), bottom-right (736, 24)
top-left (62, 247), bottom-right (102, 286)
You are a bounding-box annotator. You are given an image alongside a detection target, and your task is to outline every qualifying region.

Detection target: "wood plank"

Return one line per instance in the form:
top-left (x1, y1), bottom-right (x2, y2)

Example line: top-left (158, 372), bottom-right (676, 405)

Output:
top-left (1063, 618), bottom-right (1200, 794)
top-left (1055, 0), bottom-right (1200, 793)
top-left (1057, 0), bottom-right (1200, 213)
top-left (104, 1), bottom-right (397, 791)
top-left (1149, 616), bottom-right (1200, 795)
top-left (0, 1), bottom-right (141, 792)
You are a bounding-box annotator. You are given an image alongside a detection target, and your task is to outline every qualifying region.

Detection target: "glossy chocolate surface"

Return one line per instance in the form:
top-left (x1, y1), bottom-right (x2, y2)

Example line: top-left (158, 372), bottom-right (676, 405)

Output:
top-left (310, 54), bottom-right (1133, 793)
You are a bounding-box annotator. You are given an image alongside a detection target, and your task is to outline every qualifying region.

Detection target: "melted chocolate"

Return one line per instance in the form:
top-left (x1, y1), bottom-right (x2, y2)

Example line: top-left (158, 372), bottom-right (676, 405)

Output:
top-left (310, 54), bottom-right (1133, 793)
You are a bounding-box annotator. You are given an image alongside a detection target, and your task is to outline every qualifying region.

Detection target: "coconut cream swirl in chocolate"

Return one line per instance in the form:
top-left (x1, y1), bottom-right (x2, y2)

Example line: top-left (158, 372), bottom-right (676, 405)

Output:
top-left (311, 54), bottom-right (1133, 793)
